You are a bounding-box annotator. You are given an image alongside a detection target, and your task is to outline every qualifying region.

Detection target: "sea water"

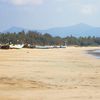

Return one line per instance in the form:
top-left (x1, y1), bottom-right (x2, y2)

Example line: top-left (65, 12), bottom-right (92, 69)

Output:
top-left (93, 50), bottom-right (100, 53)
top-left (93, 50), bottom-right (100, 59)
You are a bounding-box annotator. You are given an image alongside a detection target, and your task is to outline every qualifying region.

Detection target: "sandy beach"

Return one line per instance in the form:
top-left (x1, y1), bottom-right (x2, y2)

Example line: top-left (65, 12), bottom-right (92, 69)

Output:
top-left (0, 47), bottom-right (100, 100)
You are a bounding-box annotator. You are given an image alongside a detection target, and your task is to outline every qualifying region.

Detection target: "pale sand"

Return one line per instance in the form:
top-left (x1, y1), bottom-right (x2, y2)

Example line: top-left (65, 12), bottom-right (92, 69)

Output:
top-left (0, 47), bottom-right (100, 100)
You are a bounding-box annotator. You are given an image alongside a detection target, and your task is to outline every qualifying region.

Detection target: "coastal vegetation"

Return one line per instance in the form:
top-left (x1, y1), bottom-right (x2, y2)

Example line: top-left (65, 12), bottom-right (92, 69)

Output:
top-left (0, 31), bottom-right (100, 46)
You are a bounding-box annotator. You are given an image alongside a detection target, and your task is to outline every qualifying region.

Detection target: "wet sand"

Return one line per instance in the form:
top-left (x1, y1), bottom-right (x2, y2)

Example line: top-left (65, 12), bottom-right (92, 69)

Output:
top-left (0, 47), bottom-right (100, 100)
top-left (88, 49), bottom-right (100, 58)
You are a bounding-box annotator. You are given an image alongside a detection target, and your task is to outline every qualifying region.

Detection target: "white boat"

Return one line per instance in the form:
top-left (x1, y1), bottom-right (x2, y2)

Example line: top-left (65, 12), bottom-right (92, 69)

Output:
top-left (60, 45), bottom-right (66, 48)
top-left (35, 45), bottom-right (49, 49)
top-left (10, 44), bottom-right (24, 49)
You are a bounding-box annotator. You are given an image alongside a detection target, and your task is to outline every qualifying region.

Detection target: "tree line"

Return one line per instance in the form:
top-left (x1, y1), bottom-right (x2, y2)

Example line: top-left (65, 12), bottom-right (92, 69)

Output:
top-left (0, 31), bottom-right (64, 46)
top-left (0, 31), bottom-right (100, 46)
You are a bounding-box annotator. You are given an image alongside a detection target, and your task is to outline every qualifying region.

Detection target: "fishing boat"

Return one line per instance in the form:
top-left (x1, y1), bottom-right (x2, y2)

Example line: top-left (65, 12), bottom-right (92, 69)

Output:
top-left (0, 45), bottom-right (9, 49)
top-left (9, 44), bottom-right (24, 49)
top-left (35, 45), bottom-right (50, 49)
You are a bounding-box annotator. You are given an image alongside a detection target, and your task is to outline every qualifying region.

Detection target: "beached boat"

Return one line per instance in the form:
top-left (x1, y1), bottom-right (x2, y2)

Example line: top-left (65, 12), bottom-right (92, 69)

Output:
top-left (35, 45), bottom-right (50, 49)
top-left (60, 45), bottom-right (66, 48)
top-left (0, 45), bottom-right (9, 49)
top-left (10, 44), bottom-right (24, 49)
top-left (35, 45), bottom-right (66, 49)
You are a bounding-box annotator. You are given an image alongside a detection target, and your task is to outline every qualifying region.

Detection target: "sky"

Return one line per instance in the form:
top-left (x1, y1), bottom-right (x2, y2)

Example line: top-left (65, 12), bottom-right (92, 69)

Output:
top-left (0, 0), bottom-right (100, 31)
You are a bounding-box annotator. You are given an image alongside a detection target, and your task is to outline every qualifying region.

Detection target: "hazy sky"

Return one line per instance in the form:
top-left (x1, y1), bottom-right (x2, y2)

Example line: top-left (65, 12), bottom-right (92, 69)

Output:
top-left (0, 0), bottom-right (100, 31)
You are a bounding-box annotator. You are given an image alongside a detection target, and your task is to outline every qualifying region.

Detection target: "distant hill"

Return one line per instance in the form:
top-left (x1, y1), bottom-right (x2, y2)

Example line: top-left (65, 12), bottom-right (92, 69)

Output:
top-left (3, 26), bottom-right (29, 33)
top-left (2, 23), bottom-right (100, 37)
top-left (39, 23), bottom-right (100, 37)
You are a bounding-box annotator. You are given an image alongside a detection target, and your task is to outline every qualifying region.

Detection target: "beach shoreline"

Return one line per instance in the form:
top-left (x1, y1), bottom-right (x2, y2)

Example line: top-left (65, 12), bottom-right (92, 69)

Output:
top-left (0, 47), bottom-right (100, 100)
top-left (87, 49), bottom-right (100, 59)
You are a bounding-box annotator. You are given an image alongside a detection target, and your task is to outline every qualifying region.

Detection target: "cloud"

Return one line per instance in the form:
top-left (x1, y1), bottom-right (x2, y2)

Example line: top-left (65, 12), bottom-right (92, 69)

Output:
top-left (55, 0), bottom-right (66, 2)
top-left (80, 5), bottom-right (97, 15)
top-left (1, 0), bottom-right (44, 6)
top-left (56, 7), bottom-right (64, 13)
